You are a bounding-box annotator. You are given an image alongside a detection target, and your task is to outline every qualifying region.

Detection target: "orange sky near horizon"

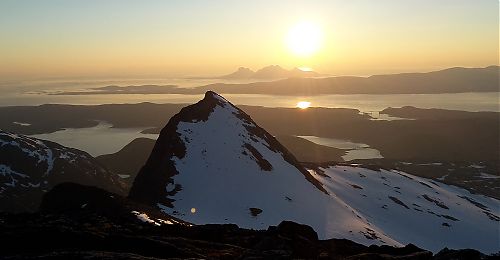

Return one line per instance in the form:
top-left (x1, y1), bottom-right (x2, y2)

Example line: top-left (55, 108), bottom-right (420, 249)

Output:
top-left (0, 0), bottom-right (498, 80)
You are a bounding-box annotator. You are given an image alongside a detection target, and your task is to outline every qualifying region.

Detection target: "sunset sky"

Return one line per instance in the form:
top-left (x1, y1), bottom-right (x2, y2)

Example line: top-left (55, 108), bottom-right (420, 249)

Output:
top-left (0, 0), bottom-right (498, 79)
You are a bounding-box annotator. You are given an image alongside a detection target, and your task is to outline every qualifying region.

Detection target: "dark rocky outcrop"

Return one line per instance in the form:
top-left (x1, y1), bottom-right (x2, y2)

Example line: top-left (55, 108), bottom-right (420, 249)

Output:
top-left (0, 183), bottom-right (425, 259)
top-left (1, 174), bottom-right (494, 259)
top-left (39, 182), bottom-right (186, 226)
top-left (96, 137), bottom-right (156, 188)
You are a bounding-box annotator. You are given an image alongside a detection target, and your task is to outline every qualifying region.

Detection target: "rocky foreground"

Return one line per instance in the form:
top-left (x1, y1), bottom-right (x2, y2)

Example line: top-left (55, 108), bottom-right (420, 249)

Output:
top-left (0, 183), bottom-right (496, 260)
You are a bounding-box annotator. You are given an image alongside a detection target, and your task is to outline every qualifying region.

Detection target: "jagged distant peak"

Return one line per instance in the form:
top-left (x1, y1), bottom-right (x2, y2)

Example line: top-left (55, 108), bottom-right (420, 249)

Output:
top-left (236, 66), bottom-right (253, 71)
top-left (257, 64), bottom-right (284, 70)
top-left (220, 65), bottom-right (320, 79)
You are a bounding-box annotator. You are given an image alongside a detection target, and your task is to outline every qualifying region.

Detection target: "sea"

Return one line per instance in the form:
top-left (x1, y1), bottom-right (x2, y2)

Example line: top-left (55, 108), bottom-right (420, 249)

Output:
top-left (1, 78), bottom-right (498, 156)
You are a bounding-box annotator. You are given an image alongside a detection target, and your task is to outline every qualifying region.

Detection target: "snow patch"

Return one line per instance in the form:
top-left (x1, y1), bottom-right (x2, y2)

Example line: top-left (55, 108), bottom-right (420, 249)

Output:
top-left (12, 122), bottom-right (31, 126)
top-left (437, 174), bottom-right (449, 181)
top-left (0, 132), bottom-right (55, 176)
top-left (131, 211), bottom-right (161, 226)
top-left (314, 166), bottom-right (500, 254)
top-left (0, 164), bottom-right (30, 188)
top-left (418, 162), bottom-right (443, 166)
top-left (469, 164), bottom-right (486, 169)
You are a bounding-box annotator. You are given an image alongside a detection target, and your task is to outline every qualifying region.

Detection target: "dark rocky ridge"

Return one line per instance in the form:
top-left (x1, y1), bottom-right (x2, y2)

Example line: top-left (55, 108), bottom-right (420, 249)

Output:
top-left (40, 182), bottom-right (187, 225)
top-left (1, 183), bottom-right (493, 259)
top-left (0, 131), bottom-right (126, 212)
top-left (129, 91), bottom-right (327, 207)
top-left (96, 137), bottom-right (156, 187)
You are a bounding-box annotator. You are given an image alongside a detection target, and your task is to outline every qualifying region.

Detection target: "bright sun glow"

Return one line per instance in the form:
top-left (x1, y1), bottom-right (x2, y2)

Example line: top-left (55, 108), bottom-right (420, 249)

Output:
top-left (297, 101), bottom-right (311, 109)
top-left (286, 21), bottom-right (323, 57)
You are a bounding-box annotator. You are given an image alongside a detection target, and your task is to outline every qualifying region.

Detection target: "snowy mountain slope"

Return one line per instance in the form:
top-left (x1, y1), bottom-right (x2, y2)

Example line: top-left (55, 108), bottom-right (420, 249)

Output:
top-left (310, 165), bottom-right (500, 254)
top-left (129, 91), bottom-right (398, 246)
top-left (0, 130), bottom-right (126, 212)
top-left (129, 91), bottom-right (499, 254)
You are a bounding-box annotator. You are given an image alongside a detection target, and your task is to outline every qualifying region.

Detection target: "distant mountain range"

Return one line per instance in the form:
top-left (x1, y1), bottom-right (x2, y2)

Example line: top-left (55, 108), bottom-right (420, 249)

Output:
top-left (219, 65), bottom-right (322, 79)
top-left (200, 65), bottom-right (500, 95)
top-left (51, 65), bottom-right (500, 95)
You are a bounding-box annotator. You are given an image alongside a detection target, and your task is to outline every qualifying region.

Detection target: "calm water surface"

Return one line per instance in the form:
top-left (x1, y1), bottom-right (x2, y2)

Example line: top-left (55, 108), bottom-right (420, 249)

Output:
top-left (31, 122), bottom-right (158, 156)
top-left (297, 136), bottom-right (384, 161)
top-left (0, 78), bottom-right (498, 112)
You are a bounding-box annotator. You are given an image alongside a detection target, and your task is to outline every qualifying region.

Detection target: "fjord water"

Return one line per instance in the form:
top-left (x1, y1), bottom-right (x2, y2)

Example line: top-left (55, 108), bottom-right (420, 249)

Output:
top-left (0, 78), bottom-right (499, 112)
top-left (1, 91), bottom-right (499, 113)
top-left (29, 126), bottom-right (384, 159)
top-left (31, 122), bottom-right (159, 156)
top-left (297, 136), bottom-right (384, 161)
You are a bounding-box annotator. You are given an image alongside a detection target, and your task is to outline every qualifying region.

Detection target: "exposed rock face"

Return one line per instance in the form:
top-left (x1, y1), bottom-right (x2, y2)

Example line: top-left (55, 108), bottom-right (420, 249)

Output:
top-left (0, 131), bottom-right (126, 212)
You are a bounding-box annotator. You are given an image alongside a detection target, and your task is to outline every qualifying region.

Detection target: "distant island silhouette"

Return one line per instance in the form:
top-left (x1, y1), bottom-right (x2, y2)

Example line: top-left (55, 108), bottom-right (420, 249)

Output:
top-left (219, 65), bottom-right (322, 79)
top-left (49, 65), bottom-right (499, 96)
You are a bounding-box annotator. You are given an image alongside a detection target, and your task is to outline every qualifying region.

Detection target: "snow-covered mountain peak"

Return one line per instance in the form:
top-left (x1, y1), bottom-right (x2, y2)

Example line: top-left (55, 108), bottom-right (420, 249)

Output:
top-left (129, 92), bottom-right (499, 254)
top-left (130, 91), bottom-right (396, 246)
top-left (130, 91), bottom-right (327, 206)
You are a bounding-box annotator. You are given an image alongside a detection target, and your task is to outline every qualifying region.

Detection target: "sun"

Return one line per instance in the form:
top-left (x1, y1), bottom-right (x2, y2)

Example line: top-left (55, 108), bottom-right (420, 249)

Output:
top-left (296, 101), bottom-right (311, 109)
top-left (286, 21), bottom-right (323, 57)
